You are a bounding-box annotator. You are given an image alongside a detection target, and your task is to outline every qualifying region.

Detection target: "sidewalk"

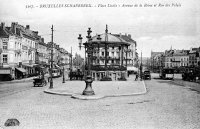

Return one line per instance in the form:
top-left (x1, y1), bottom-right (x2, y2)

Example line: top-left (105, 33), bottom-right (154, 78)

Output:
top-left (44, 77), bottom-right (147, 100)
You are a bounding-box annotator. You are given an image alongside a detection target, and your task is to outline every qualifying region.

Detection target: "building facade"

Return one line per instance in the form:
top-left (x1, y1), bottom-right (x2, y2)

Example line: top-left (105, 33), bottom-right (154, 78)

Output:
top-left (0, 22), bottom-right (71, 80)
top-left (0, 22), bottom-right (26, 80)
top-left (189, 47), bottom-right (200, 67)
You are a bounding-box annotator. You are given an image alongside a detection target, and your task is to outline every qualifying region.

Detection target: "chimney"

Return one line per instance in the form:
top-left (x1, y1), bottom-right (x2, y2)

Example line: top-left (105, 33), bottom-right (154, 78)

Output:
top-left (33, 31), bottom-right (38, 35)
top-left (41, 38), bottom-right (44, 43)
top-left (11, 22), bottom-right (17, 34)
top-left (128, 34), bottom-right (131, 38)
top-left (26, 25), bottom-right (30, 29)
top-left (1, 22), bottom-right (5, 30)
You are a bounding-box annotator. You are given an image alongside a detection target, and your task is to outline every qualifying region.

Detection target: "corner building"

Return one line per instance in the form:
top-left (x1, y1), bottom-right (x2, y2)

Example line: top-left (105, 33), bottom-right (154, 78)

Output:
top-left (86, 29), bottom-right (137, 81)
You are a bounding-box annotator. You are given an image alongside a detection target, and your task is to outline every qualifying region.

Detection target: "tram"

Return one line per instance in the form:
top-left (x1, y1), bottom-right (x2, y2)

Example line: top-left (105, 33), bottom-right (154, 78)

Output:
top-left (159, 68), bottom-right (174, 80)
top-left (52, 68), bottom-right (61, 78)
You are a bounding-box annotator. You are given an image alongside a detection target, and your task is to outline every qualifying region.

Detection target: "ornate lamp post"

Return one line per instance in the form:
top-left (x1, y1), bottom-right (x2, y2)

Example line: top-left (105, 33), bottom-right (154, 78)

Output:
top-left (78, 28), bottom-right (95, 95)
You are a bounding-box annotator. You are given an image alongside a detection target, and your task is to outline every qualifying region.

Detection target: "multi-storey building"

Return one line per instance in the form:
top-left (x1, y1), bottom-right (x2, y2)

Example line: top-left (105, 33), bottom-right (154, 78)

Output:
top-left (189, 47), bottom-right (200, 67)
top-left (36, 38), bottom-right (48, 65)
top-left (164, 49), bottom-right (189, 68)
top-left (0, 22), bottom-right (72, 80)
top-left (0, 22), bottom-right (23, 80)
top-left (59, 47), bottom-right (70, 69)
top-left (151, 51), bottom-right (164, 72)
top-left (47, 42), bottom-right (71, 71)
top-left (172, 50), bottom-right (189, 67)
top-left (11, 23), bottom-right (37, 76)
top-left (114, 34), bottom-right (137, 66)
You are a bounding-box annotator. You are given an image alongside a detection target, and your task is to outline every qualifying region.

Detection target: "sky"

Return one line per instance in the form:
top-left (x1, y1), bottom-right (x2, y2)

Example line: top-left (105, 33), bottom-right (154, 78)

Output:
top-left (0, 0), bottom-right (200, 57)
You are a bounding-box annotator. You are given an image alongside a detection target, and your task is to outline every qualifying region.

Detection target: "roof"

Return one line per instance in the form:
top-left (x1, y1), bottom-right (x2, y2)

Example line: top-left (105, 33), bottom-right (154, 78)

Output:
top-left (15, 67), bottom-right (27, 73)
top-left (90, 33), bottom-right (130, 45)
top-left (114, 34), bottom-right (136, 43)
top-left (151, 51), bottom-right (164, 57)
top-left (39, 41), bottom-right (47, 47)
top-left (0, 27), bottom-right (13, 38)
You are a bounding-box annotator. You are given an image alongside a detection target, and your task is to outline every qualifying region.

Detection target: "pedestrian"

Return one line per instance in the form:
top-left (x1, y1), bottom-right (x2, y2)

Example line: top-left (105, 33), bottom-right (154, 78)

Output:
top-left (135, 72), bottom-right (138, 81)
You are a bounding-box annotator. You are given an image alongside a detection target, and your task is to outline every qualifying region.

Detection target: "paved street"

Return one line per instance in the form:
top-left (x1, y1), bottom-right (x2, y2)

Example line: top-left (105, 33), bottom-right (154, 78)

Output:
top-left (0, 75), bottom-right (200, 129)
top-left (0, 80), bottom-right (34, 98)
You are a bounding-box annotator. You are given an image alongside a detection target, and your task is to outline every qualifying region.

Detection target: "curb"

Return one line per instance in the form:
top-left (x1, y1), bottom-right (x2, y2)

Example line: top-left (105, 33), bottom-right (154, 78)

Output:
top-left (71, 94), bottom-right (106, 100)
top-left (44, 89), bottom-right (73, 96)
top-left (44, 81), bottom-right (147, 100)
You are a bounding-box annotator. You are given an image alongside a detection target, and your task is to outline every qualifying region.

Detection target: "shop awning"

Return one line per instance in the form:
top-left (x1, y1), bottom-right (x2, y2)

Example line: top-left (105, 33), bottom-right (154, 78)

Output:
top-left (15, 67), bottom-right (27, 73)
top-left (127, 66), bottom-right (138, 71)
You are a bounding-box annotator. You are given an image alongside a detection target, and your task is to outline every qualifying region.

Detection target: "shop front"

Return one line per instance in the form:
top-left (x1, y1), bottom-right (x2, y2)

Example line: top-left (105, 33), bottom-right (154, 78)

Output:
top-left (0, 67), bottom-right (15, 81)
top-left (15, 67), bottom-right (27, 79)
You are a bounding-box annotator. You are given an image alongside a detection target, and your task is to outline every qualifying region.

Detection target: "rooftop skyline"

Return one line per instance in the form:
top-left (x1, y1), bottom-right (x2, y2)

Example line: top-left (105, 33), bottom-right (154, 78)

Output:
top-left (0, 0), bottom-right (200, 57)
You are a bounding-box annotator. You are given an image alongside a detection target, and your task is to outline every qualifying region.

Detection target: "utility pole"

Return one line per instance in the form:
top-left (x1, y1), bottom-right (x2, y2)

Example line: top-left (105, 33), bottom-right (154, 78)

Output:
top-left (70, 46), bottom-right (72, 71)
top-left (140, 51), bottom-right (143, 80)
top-left (49, 25), bottom-right (54, 89)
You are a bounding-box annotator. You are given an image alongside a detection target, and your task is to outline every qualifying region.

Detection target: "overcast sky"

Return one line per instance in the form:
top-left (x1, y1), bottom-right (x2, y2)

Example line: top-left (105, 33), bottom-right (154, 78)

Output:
top-left (0, 0), bottom-right (200, 57)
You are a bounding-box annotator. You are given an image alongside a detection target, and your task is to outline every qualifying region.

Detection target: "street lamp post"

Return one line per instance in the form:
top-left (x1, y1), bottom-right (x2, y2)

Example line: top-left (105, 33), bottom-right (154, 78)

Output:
top-left (62, 67), bottom-right (65, 83)
top-left (140, 51), bottom-right (143, 81)
top-left (49, 25), bottom-right (54, 89)
top-left (0, 48), bottom-right (2, 68)
top-left (78, 28), bottom-right (95, 95)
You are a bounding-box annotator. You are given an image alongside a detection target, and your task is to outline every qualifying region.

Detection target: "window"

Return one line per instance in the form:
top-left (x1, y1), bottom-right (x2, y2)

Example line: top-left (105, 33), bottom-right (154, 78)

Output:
top-left (3, 42), bottom-right (8, 50)
top-left (112, 52), bottom-right (114, 57)
top-left (117, 52), bottom-right (119, 57)
top-left (102, 52), bottom-right (104, 56)
top-left (3, 54), bottom-right (8, 63)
